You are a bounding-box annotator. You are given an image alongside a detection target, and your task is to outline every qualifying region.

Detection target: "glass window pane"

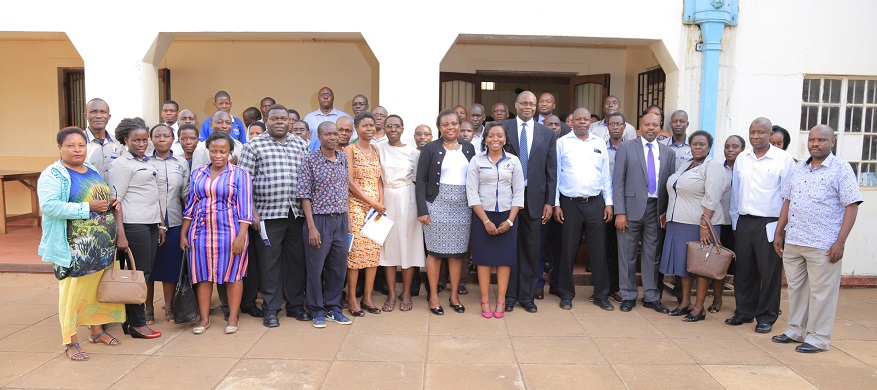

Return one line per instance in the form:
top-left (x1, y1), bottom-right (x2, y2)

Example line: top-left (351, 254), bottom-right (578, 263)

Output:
top-left (807, 106), bottom-right (818, 131)
top-left (803, 79), bottom-right (819, 102)
top-left (865, 107), bottom-right (875, 133)
top-left (846, 107), bottom-right (861, 132)
top-left (823, 79), bottom-right (842, 103)
top-left (866, 80), bottom-right (876, 104)
top-left (867, 135), bottom-right (877, 160)
top-left (800, 106), bottom-right (810, 131)
top-left (859, 163), bottom-right (877, 187)
top-left (822, 106), bottom-right (839, 130)
top-left (863, 136), bottom-right (872, 160)
top-left (848, 80), bottom-right (865, 104)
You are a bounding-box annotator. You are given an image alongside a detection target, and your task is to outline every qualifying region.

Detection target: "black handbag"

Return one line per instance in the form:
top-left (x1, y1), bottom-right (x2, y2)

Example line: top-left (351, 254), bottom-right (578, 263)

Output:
top-left (172, 249), bottom-right (198, 324)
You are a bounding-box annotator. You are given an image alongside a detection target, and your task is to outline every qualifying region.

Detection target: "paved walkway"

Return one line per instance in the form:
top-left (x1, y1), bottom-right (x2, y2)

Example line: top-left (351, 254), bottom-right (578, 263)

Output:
top-left (1, 273), bottom-right (877, 389)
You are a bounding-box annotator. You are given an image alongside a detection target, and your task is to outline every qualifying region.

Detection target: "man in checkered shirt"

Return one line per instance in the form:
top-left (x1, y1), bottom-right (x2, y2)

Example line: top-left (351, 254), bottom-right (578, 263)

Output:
top-left (238, 104), bottom-right (311, 328)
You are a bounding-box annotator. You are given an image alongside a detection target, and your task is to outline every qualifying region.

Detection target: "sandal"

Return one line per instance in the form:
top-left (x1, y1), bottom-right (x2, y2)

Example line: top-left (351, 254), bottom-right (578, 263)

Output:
top-left (708, 305), bottom-right (721, 313)
top-left (64, 343), bottom-right (89, 362)
top-left (400, 300), bottom-right (414, 312)
top-left (88, 331), bottom-right (120, 346)
top-left (165, 309), bottom-right (176, 324)
top-left (458, 284), bottom-right (469, 295)
top-left (381, 299), bottom-right (396, 312)
top-left (361, 300), bottom-right (381, 315)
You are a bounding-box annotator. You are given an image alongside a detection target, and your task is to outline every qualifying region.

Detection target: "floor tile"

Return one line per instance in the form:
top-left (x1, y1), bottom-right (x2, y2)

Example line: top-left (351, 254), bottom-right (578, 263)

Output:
top-left (324, 361), bottom-right (423, 390)
top-left (747, 334), bottom-right (865, 366)
top-left (577, 315), bottom-right (665, 338)
top-left (702, 365), bottom-right (817, 390)
top-left (427, 312), bottom-right (509, 336)
top-left (245, 330), bottom-right (345, 360)
top-left (614, 364), bottom-right (723, 390)
top-left (156, 328), bottom-right (263, 358)
top-left (831, 340), bottom-right (877, 367)
top-left (831, 319), bottom-right (877, 340)
top-left (348, 308), bottom-right (429, 335)
top-left (336, 333), bottom-right (427, 362)
top-left (8, 353), bottom-right (146, 389)
top-left (592, 338), bottom-right (694, 365)
top-left (789, 364), bottom-right (877, 390)
top-left (511, 336), bottom-right (606, 365)
top-left (649, 316), bottom-right (743, 339)
top-left (0, 351), bottom-right (57, 387)
top-left (425, 363), bottom-right (523, 390)
top-left (427, 336), bottom-right (516, 364)
top-left (504, 313), bottom-right (585, 337)
top-left (0, 324), bottom-right (28, 340)
top-left (0, 325), bottom-right (65, 353)
top-left (216, 359), bottom-right (330, 389)
top-left (0, 303), bottom-right (56, 325)
top-left (674, 338), bottom-right (780, 365)
top-left (520, 364), bottom-right (623, 390)
top-left (110, 356), bottom-right (237, 389)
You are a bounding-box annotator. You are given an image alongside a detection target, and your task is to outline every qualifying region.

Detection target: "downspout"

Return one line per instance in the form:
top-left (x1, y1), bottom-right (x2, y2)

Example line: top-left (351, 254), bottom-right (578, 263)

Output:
top-left (683, 0), bottom-right (739, 147)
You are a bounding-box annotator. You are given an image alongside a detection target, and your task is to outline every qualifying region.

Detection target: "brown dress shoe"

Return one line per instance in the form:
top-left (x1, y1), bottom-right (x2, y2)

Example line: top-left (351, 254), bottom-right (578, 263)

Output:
top-left (534, 287), bottom-right (545, 300)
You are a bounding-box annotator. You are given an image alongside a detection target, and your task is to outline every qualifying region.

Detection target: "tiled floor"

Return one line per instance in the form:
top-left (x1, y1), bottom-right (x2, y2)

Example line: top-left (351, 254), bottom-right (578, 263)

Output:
top-left (1, 273), bottom-right (876, 389)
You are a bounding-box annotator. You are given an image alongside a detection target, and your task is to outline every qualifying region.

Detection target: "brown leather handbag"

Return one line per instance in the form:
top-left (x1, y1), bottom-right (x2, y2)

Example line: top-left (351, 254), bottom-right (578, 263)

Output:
top-left (97, 248), bottom-right (147, 304)
top-left (686, 216), bottom-right (736, 280)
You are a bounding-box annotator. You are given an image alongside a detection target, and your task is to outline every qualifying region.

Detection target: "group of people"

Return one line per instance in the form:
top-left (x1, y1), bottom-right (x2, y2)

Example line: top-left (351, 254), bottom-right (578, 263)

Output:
top-left (38, 87), bottom-right (861, 361)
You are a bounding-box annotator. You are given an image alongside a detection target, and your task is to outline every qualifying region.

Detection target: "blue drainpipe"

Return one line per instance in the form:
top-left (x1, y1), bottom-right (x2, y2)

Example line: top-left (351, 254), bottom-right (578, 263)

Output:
top-left (683, 0), bottom-right (738, 147)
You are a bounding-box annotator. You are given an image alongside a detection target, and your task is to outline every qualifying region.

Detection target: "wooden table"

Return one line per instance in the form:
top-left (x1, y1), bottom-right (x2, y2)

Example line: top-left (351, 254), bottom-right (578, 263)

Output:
top-left (0, 170), bottom-right (41, 234)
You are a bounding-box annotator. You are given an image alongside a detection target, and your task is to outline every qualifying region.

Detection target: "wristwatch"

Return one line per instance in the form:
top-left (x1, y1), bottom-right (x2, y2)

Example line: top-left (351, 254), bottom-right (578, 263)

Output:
top-left (506, 219), bottom-right (514, 227)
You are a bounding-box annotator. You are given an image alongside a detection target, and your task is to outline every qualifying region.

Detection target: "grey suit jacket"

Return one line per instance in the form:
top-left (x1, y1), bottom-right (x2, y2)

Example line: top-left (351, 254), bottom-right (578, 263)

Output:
top-left (612, 137), bottom-right (677, 221)
top-left (502, 118), bottom-right (557, 219)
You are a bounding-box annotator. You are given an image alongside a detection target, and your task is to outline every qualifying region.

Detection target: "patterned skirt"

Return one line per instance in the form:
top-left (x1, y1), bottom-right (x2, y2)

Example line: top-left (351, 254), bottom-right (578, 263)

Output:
top-left (422, 184), bottom-right (470, 258)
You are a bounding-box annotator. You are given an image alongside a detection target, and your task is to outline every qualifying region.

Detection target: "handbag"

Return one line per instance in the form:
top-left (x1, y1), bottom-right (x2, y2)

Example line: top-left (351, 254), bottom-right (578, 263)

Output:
top-left (172, 249), bottom-right (198, 324)
top-left (97, 248), bottom-right (147, 304)
top-left (686, 216), bottom-right (736, 280)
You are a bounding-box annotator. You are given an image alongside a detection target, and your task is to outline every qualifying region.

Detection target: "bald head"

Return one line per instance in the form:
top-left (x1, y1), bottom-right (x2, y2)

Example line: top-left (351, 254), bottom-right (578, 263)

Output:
top-left (515, 91), bottom-right (537, 121)
top-left (749, 117), bottom-right (774, 152)
top-left (808, 125), bottom-right (836, 160)
top-left (469, 104), bottom-right (485, 129)
top-left (178, 109), bottom-right (197, 126)
top-left (571, 108), bottom-right (593, 138)
top-left (492, 102), bottom-right (509, 121)
top-left (211, 111), bottom-right (233, 134)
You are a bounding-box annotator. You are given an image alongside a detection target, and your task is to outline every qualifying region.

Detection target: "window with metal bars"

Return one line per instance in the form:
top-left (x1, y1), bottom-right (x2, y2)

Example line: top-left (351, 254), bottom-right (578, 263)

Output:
top-left (800, 77), bottom-right (877, 186)
top-left (637, 67), bottom-right (665, 128)
top-left (60, 68), bottom-right (86, 129)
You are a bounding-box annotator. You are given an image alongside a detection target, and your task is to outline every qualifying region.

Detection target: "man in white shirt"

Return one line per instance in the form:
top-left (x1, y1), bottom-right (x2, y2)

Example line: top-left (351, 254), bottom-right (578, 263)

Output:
top-left (727, 117), bottom-right (796, 333)
top-left (161, 100), bottom-right (179, 132)
top-left (468, 104), bottom-right (486, 148)
top-left (370, 106), bottom-right (389, 145)
top-left (589, 95), bottom-right (637, 141)
top-left (304, 87), bottom-right (352, 144)
top-left (552, 108), bottom-right (614, 311)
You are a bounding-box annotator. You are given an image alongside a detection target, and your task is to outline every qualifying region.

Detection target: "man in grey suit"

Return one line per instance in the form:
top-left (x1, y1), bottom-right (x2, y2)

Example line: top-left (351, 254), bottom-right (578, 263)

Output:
top-left (502, 91), bottom-right (558, 313)
top-left (612, 112), bottom-right (676, 313)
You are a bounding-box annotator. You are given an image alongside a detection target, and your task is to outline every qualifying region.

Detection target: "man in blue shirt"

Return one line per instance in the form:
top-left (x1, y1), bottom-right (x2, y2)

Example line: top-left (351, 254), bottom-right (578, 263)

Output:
top-left (200, 90), bottom-right (247, 144)
top-left (304, 87), bottom-right (352, 144)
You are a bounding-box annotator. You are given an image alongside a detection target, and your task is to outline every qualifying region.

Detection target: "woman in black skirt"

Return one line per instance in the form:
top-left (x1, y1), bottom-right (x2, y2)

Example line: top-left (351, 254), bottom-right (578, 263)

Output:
top-left (466, 123), bottom-right (524, 319)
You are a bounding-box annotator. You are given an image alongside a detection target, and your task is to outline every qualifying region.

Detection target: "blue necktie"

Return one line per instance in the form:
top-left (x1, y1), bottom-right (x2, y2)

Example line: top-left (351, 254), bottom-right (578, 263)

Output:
top-left (647, 143), bottom-right (657, 194)
top-left (519, 123), bottom-right (528, 178)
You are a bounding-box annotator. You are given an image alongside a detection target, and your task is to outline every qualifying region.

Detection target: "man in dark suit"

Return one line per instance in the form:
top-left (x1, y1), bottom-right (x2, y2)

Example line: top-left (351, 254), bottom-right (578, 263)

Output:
top-left (612, 113), bottom-right (676, 313)
top-left (536, 93), bottom-right (572, 136)
top-left (502, 91), bottom-right (558, 313)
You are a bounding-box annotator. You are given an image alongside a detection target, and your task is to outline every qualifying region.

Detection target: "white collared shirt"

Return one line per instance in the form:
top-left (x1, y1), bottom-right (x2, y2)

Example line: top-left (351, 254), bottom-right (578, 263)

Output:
top-left (729, 145), bottom-right (796, 229)
top-left (641, 137), bottom-right (662, 198)
top-left (555, 132), bottom-right (613, 206)
top-left (515, 117), bottom-right (535, 186)
top-left (589, 120), bottom-right (637, 142)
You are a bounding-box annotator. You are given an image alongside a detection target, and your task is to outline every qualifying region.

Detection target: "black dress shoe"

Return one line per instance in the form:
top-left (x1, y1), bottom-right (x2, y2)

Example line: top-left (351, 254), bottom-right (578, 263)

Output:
top-left (643, 300), bottom-right (670, 314)
top-left (534, 287), bottom-right (545, 300)
top-left (505, 300), bottom-right (516, 312)
top-left (521, 302), bottom-right (538, 313)
top-left (609, 292), bottom-right (623, 303)
top-left (620, 300), bottom-right (636, 312)
top-left (222, 306), bottom-right (230, 321)
top-left (559, 299), bottom-right (572, 310)
top-left (593, 299), bottom-right (614, 311)
top-left (263, 313), bottom-right (279, 328)
top-left (669, 306), bottom-right (691, 317)
top-left (724, 314), bottom-right (754, 326)
top-left (795, 342), bottom-right (824, 353)
top-left (241, 306), bottom-right (264, 318)
top-left (286, 309), bottom-right (311, 322)
top-left (548, 287), bottom-right (559, 296)
top-left (448, 299), bottom-right (465, 313)
top-left (755, 323), bottom-right (772, 333)
top-left (429, 306), bottom-right (444, 316)
top-left (682, 311), bottom-right (706, 322)
top-left (772, 334), bottom-right (800, 344)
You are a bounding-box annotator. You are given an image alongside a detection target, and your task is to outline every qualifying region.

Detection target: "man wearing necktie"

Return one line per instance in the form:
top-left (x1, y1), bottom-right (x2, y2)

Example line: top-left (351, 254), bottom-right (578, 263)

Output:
top-left (501, 91), bottom-right (558, 313)
top-left (612, 113), bottom-right (677, 313)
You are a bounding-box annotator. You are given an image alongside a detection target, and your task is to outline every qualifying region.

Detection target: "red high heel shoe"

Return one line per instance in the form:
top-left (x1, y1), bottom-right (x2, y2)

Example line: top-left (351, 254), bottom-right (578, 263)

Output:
top-left (125, 324), bottom-right (161, 339)
top-left (494, 301), bottom-right (506, 319)
top-left (481, 301), bottom-right (493, 319)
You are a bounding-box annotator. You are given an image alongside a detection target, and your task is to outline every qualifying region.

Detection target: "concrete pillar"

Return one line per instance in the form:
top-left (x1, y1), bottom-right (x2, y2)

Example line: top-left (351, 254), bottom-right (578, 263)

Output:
top-left (66, 29), bottom-right (169, 129)
top-left (362, 31), bottom-right (458, 144)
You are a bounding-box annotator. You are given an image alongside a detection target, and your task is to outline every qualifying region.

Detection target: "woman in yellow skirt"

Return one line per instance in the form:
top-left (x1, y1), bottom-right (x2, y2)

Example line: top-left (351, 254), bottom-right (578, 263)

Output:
top-left (37, 127), bottom-right (126, 361)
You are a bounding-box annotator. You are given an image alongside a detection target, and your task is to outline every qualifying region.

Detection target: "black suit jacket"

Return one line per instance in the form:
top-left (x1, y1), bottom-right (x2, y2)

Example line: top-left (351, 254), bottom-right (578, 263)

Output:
top-left (502, 118), bottom-right (557, 219)
top-left (415, 139), bottom-right (476, 217)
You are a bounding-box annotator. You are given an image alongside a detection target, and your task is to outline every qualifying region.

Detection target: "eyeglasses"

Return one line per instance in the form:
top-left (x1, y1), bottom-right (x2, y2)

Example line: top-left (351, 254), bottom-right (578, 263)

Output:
top-left (516, 102), bottom-right (537, 108)
top-left (607, 122), bottom-right (625, 126)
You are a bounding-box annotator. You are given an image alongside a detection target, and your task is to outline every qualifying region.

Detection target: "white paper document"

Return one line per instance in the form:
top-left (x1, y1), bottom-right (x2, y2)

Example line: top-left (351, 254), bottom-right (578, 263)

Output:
top-left (259, 221), bottom-right (270, 246)
top-left (765, 221), bottom-right (778, 243)
top-left (359, 208), bottom-right (394, 246)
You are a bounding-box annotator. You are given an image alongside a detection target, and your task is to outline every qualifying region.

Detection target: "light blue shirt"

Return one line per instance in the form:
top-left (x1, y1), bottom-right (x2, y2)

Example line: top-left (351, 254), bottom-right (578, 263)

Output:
top-left (304, 108), bottom-right (352, 143)
top-left (37, 161), bottom-right (94, 267)
top-left (199, 115), bottom-right (247, 144)
top-left (555, 132), bottom-right (613, 207)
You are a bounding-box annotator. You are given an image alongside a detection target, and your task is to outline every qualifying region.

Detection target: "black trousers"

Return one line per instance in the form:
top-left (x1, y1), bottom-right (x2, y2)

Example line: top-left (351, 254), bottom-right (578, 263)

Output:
top-left (605, 215), bottom-right (620, 293)
top-left (304, 214), bottom-right (349, 317)
top-left (122, 223), bottom-right (157, 327)
top-left (557, 195), bottom-right (609, 301)
top-left (734, 215), bottom-right (782, 324)
top-left (255, 215), bottom-right (306, 313)
top-left (507, 191), bottom-right (542, 304)
top-left (217, 229), bottom-right (261, 311)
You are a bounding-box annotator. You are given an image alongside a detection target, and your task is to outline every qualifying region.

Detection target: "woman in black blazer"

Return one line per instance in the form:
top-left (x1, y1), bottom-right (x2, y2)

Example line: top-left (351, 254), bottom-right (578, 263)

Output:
top-left (415, 109), bottom-right (476, 315)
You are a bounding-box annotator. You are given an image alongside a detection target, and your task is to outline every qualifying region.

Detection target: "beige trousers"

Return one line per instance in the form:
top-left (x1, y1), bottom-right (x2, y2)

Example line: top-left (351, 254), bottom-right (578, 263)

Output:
top-left (782, 243), bottom-right (843, 350)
